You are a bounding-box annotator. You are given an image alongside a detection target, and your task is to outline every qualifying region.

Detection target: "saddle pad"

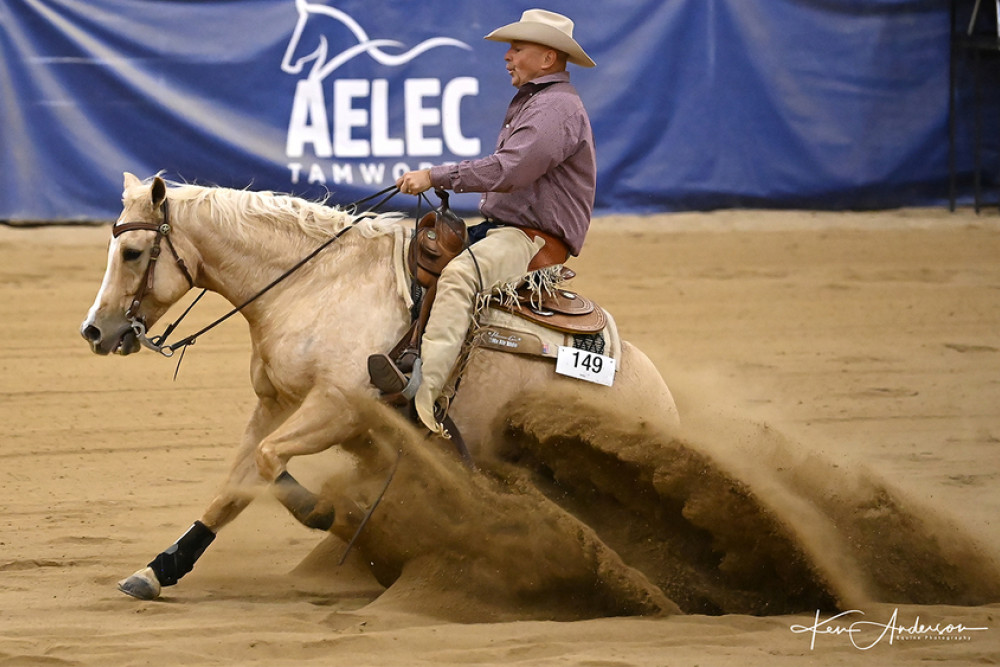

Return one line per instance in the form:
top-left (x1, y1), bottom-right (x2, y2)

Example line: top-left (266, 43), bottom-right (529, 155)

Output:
top-left (471, 306), bottom-right (622, 365)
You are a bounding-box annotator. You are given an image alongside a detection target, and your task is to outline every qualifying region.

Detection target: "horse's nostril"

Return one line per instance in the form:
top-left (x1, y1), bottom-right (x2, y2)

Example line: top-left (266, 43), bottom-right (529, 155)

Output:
top-left (82, 324), bottom-right (101, 342)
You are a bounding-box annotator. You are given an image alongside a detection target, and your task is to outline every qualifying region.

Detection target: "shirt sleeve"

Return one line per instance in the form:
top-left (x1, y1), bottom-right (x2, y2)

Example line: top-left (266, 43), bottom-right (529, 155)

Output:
top-left (429, 98), bottom-right (579, 194)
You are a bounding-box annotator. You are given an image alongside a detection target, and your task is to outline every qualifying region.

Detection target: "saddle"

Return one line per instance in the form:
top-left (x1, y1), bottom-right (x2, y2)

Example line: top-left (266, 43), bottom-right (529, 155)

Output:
top-left (386, 191), bottom-right (470, 369)
top-left (377, 196), bottom-right (602, 387)
top-left (408, 202), bottom-right (468, 291)
top-left (490, 268), bottom-right (607, 334)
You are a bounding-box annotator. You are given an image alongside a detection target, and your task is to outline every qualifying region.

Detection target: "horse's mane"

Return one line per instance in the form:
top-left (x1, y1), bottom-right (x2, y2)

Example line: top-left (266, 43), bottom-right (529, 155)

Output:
top-left (162, 181), bottom-right (403, 241)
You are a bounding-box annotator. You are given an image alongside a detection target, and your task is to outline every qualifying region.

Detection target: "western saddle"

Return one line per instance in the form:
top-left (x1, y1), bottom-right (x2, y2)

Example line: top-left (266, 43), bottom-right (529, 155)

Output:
top-left (367, 193), bottom-right (603, 402)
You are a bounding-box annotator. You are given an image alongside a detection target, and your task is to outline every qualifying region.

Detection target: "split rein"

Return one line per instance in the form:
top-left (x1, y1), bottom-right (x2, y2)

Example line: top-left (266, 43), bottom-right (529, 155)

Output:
top-left (113, 184), bottom-right (427, 364)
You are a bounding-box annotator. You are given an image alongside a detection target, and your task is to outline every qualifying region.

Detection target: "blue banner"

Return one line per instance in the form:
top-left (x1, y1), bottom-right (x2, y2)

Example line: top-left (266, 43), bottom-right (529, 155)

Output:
top-left (0, 0), bottom-right (993, 221)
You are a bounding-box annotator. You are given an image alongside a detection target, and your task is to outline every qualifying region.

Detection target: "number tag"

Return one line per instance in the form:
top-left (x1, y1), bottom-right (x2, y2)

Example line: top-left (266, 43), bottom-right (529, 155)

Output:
top-left (555, 346), bottom-right (616, 387)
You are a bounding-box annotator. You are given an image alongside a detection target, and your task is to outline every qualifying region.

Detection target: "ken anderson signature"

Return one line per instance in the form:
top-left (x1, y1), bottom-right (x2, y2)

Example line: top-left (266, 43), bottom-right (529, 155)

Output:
top-left (790, 609), bottom-right (989, 650)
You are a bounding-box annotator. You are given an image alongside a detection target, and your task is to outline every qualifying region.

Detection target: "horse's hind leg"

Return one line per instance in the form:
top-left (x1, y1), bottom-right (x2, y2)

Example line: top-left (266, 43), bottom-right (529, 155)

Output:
top-left (118, 404), bottom-right (273, 600)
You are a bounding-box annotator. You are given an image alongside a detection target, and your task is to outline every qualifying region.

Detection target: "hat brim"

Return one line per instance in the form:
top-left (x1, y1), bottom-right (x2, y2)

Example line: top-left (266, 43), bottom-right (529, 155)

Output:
top-left (484, 22), bottom-right (596, 68)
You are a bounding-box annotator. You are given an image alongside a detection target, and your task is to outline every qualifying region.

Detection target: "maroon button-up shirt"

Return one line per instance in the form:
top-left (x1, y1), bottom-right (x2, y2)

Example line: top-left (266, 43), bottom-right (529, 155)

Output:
top-left (429, 71), bottom-right (596, 256)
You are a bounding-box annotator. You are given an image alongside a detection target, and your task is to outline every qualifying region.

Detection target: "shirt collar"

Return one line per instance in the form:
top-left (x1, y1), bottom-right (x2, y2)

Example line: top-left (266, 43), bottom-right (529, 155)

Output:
top-left (520, 70), bottom-right (570, 92)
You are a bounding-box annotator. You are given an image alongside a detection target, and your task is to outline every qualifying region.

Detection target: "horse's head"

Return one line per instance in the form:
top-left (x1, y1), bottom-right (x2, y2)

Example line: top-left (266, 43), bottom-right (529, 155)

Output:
top-left (80, 173), bottom-right (196, 355)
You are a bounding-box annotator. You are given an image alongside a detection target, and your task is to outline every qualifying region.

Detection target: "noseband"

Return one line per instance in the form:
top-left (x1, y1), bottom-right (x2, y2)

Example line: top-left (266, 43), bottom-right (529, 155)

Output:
top-left (112, 198), bottom-right (195, 354)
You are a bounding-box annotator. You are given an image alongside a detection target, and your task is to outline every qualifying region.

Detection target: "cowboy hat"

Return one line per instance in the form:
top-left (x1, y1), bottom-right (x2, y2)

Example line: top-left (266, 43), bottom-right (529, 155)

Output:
top-left (484, 9), bottom-right (596, 68)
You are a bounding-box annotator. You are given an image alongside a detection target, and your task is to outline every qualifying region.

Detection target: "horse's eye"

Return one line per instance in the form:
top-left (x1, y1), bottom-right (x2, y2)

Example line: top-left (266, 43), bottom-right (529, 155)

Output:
top-left (122, 248), bottom-right (143, 262)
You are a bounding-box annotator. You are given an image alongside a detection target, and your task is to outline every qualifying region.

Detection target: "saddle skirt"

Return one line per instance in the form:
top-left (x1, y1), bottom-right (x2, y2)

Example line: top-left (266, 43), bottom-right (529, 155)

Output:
top-left (492, 283), bottom-right (607, 334)
top-left (472, 267), bottom-right (622, 366)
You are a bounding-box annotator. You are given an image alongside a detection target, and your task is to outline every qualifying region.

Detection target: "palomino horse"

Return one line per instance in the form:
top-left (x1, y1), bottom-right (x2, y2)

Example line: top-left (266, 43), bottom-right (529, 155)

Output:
top-left (80, 173), bottom-right (679, 600)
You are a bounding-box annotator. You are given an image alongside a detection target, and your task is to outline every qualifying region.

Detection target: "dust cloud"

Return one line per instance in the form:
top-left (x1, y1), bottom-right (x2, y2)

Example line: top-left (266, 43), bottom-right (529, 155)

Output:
top-left (303, 388), bottom-right (1000, 622)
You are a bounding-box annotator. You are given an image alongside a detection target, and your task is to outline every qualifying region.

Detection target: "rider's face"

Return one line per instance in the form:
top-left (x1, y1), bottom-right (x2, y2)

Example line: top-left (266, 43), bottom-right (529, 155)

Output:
top-left (504, 41), bottom-right (556, 87)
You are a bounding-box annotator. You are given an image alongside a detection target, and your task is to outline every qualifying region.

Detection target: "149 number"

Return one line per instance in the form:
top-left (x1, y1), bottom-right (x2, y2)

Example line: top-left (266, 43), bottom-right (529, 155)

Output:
top-left (555, 346), bottom-right (616, 387)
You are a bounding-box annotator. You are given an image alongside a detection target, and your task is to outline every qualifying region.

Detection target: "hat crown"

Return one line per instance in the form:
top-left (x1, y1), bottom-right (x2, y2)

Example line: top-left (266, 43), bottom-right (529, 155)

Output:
top-left (519, 9), bottom-right (575, 39)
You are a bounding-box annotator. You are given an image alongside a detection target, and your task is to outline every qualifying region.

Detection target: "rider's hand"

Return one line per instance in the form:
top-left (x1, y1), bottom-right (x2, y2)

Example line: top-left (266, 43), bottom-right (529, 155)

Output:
top-left (396, 169), bottom-right (432, 196)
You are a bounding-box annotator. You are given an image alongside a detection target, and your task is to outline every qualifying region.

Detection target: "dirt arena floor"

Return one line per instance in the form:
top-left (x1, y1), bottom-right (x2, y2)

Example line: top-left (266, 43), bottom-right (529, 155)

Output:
top-left (2, 207), bottom-right (1000, 666)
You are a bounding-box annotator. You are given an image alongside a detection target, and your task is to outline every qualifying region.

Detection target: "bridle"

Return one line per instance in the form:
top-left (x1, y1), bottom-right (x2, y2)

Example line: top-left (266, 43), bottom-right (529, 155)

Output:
top-left (109, 182), bottom-right (473, 470)
top-left (112, 198), bottom-right (196, 355)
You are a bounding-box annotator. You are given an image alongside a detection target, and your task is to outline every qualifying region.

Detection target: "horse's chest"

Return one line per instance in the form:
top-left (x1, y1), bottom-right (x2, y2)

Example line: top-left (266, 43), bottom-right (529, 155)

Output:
top-left (249, 346), bottom-right (309, 401)
top-left (256, 354), bottom-right (312, 397)
top-left (252, 340), bottom-right (359, 405)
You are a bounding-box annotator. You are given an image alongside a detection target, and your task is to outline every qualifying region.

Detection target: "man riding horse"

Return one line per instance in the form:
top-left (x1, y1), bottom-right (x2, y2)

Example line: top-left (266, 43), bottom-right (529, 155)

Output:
top-left (78, 10), bottom-right (602, 600)
top-left (372, 8), bottom-right (598, 435)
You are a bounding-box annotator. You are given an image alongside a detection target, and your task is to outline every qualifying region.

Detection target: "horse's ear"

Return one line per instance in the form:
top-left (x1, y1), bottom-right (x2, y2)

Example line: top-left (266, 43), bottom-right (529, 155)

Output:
top-left (151, 176), bottom-right (167, 209)
top-left (123, 172), bottom-right (141, 189)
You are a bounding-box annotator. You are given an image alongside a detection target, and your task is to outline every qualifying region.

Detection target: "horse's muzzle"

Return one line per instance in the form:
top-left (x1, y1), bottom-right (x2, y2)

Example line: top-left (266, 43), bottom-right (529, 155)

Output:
top-left (80, 321), bottom-right (140, 355)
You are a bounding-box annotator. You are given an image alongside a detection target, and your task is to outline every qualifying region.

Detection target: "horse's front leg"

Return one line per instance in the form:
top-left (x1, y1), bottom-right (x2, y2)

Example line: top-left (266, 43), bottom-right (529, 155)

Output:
top-left (256, 388), bottom-right (362, 531)
top-left (118, 402), bottom-right (275, 600)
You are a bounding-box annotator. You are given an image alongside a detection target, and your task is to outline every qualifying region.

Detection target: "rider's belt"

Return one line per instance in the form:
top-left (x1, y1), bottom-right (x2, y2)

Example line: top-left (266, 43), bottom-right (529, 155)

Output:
top-left (483, 219), bottom-right (570, 271)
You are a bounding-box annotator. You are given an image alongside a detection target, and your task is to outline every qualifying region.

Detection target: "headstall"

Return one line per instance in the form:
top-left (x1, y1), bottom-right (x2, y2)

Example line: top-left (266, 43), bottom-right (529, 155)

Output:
top-left (112, 198), bottom-right (195, 355)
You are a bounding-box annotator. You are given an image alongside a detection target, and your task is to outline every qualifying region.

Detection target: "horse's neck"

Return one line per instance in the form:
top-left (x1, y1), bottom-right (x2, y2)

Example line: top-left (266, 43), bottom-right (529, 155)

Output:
top-left (181, 202), bottom-right (406, 347)
top-left (184, 209), bottom-right (303, 303)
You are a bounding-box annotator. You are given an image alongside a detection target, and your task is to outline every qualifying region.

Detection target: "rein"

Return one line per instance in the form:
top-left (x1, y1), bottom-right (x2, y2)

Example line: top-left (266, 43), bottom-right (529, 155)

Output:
top-left (114, 184), bottom-right (403, 358)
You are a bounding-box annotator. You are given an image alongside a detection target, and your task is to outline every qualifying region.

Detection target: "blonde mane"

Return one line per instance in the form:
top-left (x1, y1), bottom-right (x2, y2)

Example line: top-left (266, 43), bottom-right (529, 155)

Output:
top-left (161, 181), bottom-right (404, 240)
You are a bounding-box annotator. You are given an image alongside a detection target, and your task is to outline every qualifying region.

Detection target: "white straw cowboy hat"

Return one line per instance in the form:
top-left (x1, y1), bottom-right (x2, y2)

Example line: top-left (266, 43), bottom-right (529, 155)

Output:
top-left (484, 9), bottom-right (596, 68)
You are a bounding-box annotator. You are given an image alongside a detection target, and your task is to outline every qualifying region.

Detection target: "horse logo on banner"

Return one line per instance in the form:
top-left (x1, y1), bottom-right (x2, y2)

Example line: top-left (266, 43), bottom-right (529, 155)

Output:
top-left (281, 0), bottom-right (471, 80)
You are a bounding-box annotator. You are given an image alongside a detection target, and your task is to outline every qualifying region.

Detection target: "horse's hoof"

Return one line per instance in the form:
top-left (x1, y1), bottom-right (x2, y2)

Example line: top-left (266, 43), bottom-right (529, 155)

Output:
top-left (118, 567), bottom-right (161, 600)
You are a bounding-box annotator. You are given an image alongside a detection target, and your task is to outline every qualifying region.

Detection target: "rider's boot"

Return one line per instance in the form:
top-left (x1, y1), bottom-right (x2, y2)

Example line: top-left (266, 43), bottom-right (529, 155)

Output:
top-left (367, 352), bottom-right (421, 409)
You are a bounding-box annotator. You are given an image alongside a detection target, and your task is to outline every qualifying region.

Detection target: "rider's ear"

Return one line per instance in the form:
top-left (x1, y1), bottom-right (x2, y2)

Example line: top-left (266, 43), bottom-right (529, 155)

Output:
top-left (151, 177), bottom-right (167, 209)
